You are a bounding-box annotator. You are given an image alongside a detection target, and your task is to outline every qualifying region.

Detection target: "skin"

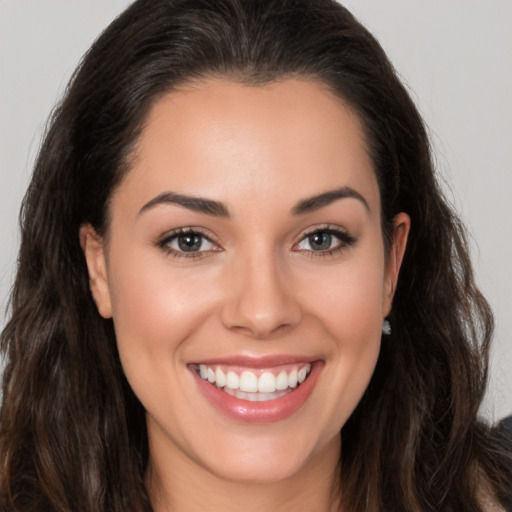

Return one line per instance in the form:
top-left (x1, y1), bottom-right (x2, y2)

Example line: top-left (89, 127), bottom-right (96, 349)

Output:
top-left (81, 79), bottom-right (410, 512)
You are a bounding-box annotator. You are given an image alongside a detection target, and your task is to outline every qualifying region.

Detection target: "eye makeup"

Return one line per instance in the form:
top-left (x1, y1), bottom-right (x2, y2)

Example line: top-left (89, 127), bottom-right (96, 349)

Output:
top-left (293, 225), bottom-right (357, 258)
top-left (156, 227), bottom-right (221, 259)
top-left (155, 223), bottom-right (358, 261)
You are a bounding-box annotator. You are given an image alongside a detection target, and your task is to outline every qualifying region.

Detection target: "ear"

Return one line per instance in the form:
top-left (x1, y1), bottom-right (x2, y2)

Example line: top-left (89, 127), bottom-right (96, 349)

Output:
top-left (79, 224), bottom-right (113, 319)
top-left (383, 212), bottom-right (410, 317)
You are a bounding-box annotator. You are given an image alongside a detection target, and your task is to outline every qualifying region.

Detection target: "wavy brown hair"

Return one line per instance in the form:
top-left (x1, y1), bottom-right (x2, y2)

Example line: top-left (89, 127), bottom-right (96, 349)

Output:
top-left (1, 1), bottom-right (511, 511)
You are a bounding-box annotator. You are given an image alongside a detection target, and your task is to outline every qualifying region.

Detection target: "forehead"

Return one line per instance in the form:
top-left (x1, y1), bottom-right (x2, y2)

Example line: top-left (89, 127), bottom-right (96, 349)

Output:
top-left (118, 78), bottom-right (379, 216)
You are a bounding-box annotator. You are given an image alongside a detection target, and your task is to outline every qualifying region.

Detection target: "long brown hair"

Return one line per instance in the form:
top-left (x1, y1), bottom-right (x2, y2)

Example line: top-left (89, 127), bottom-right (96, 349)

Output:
top-left (1, 1), bottom-right (510, 510)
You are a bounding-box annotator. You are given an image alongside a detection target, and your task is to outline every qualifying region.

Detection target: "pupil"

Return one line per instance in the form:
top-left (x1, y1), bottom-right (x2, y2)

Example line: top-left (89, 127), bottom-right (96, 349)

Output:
top-left (178, 234), bottom-right (202, 252)
top-left (310, 232), bottom-right (331, 251)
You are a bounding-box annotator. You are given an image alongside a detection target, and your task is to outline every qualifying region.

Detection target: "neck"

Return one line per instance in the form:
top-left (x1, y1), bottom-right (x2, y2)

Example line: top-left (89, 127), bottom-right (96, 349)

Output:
top-left (146, 435), bottom-right (342, 512)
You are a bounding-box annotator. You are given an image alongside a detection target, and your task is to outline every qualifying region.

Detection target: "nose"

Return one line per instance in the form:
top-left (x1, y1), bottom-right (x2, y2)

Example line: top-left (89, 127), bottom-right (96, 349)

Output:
top-left (220, 251), bottom-right (303, 339)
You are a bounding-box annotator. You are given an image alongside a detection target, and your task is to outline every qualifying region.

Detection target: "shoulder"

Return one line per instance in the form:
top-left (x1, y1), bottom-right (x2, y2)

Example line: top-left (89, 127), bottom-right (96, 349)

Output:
top-left (474, 417), bottom-right (512, 512)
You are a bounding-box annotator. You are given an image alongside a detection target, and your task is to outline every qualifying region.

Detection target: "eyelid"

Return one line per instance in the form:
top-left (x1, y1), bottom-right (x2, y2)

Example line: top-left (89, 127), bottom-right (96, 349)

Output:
top-left (155, 224), bottom-right (356, 260)
top-left (156, 227), bottom-right (222, 259)
top-left (292, 224), bottom-right (357, 254)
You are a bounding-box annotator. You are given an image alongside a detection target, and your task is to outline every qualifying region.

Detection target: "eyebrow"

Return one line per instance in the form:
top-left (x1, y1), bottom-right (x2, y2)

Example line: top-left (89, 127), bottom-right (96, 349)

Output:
top-left (291, 186), bottom-right (370, 215)
top-left (138, 192), bottom-right (230, 217)
top-left (138, 185), bottom-right (369, 218)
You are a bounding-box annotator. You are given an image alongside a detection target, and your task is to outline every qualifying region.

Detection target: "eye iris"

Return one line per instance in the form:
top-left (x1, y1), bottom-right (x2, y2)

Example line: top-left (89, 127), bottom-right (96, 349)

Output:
top-left (309, 232), bottom-right (332, 251)
top-left (178, 233), bottom-right (202, 252)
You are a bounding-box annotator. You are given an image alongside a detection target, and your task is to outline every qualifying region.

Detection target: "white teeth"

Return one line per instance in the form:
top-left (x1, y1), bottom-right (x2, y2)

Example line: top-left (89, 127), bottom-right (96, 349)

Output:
top-left (239, 371), bottom-right (258, 392)
top-left (215, 367), bottom-right (226, 388)
top-left (226, 371), bottom-right (240, 390)
top-left (275, 370), bottom-right (289, 391)
top-left (288, 368), bottom-right (298, 388)
top-left (197, 363), bottom-right (312, 397)
top-left (258, 372), bottom-right (276, 393)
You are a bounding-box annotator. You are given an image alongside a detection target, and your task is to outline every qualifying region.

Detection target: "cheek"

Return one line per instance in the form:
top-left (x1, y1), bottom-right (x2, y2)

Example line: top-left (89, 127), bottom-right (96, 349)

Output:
top-left (299, 247), bottom-right (386, 419)
top-left (330, 265), bottom-right (385, 381)
top-left (303, 252), bottom-right (386, 336)
top-left (106, 249), bottom-right (221, 372)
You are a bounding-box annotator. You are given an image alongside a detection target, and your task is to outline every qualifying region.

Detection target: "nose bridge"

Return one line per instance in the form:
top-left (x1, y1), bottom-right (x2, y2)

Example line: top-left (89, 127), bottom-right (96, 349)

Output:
top-left (221, 243), bottom-right (301, 338)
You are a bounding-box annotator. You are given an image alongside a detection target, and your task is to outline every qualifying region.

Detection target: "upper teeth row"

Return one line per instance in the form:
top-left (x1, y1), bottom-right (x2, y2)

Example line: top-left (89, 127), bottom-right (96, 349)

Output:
top-left (198, 364), bottom-right (311, 393)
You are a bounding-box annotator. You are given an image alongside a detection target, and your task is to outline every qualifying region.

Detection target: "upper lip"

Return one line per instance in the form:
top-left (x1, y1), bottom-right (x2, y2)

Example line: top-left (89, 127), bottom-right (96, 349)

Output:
top-left (190, 354), bottom-right (321, 369)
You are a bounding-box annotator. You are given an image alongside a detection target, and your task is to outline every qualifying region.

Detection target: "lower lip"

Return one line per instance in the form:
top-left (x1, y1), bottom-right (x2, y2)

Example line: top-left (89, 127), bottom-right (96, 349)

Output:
top-left (191, 362), bottom-right (323, 423)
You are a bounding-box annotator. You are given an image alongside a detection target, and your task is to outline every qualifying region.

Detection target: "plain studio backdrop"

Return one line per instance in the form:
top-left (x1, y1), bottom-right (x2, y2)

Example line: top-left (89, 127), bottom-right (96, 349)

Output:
top-left (0, 0), bottom-right (511, 422)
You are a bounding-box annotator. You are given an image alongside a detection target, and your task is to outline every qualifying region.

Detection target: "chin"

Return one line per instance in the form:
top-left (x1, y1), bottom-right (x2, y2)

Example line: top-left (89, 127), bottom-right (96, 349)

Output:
top-left (199, 440), bottom-right (319, 484)
top-left (189, 422), bottom-right (342, 486)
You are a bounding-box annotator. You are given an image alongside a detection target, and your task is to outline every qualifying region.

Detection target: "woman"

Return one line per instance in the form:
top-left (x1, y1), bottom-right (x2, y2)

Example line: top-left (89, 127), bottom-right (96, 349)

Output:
top-left (1, 0), bottom-right (510, 511)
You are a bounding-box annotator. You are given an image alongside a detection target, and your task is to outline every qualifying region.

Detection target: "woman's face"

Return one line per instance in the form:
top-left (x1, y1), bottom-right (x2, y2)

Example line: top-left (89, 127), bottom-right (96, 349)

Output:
top-left (82, 79), bottom-right (409, 485)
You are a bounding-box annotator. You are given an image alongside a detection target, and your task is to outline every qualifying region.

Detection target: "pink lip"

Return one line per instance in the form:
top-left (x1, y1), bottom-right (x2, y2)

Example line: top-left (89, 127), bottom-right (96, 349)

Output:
top-left (191, 354), bottom-right (318, 368)
top-left (190, 359), bottom-right (323, 424)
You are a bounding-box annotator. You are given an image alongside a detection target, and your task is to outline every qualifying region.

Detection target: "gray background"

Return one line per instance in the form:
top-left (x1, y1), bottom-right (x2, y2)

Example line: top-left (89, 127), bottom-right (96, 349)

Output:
top-left (1, 0), bottom-right (511, 421)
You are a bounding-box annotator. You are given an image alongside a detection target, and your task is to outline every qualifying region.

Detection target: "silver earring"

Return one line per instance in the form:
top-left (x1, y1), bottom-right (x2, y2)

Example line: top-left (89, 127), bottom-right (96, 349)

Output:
top-left (382, 319), bottom-right (391, 335)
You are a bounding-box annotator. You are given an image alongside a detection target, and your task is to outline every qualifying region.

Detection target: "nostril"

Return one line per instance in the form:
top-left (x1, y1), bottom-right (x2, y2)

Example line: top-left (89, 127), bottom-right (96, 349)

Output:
top-left (219, 258), bottom-right (304, 338)
top-left (221, 297), bottom-right (302, 339)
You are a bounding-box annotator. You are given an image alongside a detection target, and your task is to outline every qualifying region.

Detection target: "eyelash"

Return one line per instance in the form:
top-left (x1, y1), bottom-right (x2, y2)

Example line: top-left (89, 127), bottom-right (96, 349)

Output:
top-left (293, 225), bottom-right (357, 257)
top-left (157, 228), bottom-right (219, 260)
top-left (156, 225), bottom-right (357, 260)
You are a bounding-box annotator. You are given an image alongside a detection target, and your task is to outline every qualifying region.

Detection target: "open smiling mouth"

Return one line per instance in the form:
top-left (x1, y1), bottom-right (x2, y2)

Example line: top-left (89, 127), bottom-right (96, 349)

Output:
top-left (189, 359), bottom-right (322, 423)
top-left (192, 363), bottom-right (312, 402)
